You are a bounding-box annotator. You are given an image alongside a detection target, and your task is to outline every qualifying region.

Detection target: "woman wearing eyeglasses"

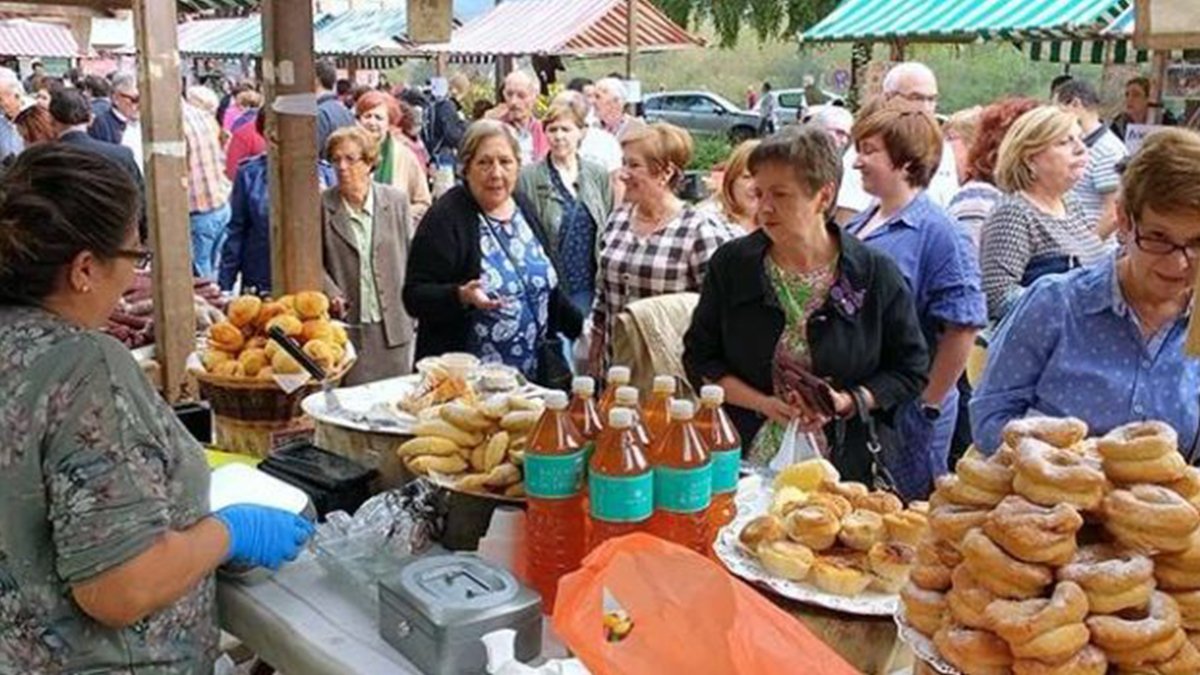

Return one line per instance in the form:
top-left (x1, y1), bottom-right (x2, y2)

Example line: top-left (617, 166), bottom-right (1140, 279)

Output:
top-left (972, 129), bottom-right (1200, 455)
top-left (0, 145), bottom-right (312, 672)
top-left (322, 126), bottom-right (417, 385)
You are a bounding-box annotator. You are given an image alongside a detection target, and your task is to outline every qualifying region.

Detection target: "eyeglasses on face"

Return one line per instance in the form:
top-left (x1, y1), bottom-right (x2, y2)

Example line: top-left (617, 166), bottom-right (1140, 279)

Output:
top-left (115, 247), bottom-right (153, 267)
top-left (330, 155), bottom-right (365, 166)
top-left (1130, 215), bottom-right (1200, 258)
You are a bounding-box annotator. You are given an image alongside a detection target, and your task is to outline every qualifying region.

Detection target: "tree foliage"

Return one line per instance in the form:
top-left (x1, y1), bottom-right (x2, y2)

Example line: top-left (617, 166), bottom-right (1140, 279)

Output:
top-left (653, 0), bottom-right (842, 48)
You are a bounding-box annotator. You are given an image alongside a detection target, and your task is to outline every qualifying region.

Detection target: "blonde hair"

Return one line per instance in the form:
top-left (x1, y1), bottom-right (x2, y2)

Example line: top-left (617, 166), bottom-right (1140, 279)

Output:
top-left (1121, 127), bottom-right (1200, 220)
top-left (944, 106), bottom-right (982, 148)
top-left (621, 122), bottom-right (693, 187)
top-left (543, 102), bottom-right (585, 130)
top-left (995, 106), bottom-right (1078, 193)
top-left (719, 139), bottom-right (759, 220)
top-left (459, 119), bottom-right (520, 175)
top-left (325, 126), bottom-right (380, 169)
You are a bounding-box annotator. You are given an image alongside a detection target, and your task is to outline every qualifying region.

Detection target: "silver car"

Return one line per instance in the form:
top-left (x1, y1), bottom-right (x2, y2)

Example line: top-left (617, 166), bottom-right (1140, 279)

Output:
top-left (765, 88), bottom-right (847, 130)
top-left (642, 91), bottom-right (761, 143)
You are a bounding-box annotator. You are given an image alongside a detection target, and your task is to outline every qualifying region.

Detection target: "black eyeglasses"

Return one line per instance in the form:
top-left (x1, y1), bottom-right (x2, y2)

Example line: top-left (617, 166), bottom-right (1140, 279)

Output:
top-left (1130, 215), bottom-right (1200, 258)
top-left (115, 247), bottom-right (153, 267)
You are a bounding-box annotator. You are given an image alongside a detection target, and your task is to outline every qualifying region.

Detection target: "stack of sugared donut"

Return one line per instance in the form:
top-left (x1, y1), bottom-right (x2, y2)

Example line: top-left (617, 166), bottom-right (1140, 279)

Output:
top-left (900, 417), bottom-right (1200, 674)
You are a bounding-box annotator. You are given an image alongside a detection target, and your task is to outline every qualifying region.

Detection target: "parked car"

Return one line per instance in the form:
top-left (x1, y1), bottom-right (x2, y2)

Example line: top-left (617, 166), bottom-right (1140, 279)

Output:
top-left (764, 88), bottom-right (846, 130)
top-left (642, 91), bottom-right (761, 143)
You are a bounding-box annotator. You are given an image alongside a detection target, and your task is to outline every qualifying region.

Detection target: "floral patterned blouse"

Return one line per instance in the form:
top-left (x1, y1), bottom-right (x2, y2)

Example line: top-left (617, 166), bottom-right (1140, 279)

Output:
top-left (0, 306), bottom-right (217, 673)
top-left (748, 258), bottom-right (837, 464)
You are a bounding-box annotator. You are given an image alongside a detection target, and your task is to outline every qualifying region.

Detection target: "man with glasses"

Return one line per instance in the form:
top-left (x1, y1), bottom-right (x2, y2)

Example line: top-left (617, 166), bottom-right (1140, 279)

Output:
top-left (835, 62), bottom-right (962, 223)
top-left (89, 73), bottom-right (138, 157)
top-left (971, 129), bottom-right (1200, 457)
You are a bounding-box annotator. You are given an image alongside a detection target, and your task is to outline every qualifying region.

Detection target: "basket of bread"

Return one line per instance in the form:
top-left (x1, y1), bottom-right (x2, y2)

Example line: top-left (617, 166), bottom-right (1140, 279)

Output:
top-left (190, 291), bottom-right (355, 455)
top-left (714, 459), bottom-right (927, 615)
top-left (395, 392), bottom-right (545, 501)
top-left (897, 416), bottom-right (1200, 675)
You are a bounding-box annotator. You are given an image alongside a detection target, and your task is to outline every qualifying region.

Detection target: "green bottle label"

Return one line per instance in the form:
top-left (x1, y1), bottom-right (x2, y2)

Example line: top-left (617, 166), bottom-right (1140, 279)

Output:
top-left (582, 441), bottom-right (596, 465)
top-left (711, 448), bottom-right (742, 494)
top-left (654, 464), bottom-right (713, 514)
top-left (589, 472), bottom-right (654, 523)
top-left (525, 449), bottom-right (586, 499)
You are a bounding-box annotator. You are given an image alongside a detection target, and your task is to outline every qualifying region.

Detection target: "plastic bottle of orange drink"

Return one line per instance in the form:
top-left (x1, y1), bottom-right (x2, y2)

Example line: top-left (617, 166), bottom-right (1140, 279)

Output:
top-left (568, 376), bottom-right (604, 459)
top-left (696, 385), bottom-right (742, 541)
top-left (648, 399), bottom-right (712, 554)
top-left (525, 391), bottom-right (587, 610)
top-left (597, 366), bottom-right (631, 419)
top-left (615, 385), bottom-right (652, 449)
top-left (588, 407), bottom-right (653, 551)
top-left (642, 375), bottom-right (677, 444)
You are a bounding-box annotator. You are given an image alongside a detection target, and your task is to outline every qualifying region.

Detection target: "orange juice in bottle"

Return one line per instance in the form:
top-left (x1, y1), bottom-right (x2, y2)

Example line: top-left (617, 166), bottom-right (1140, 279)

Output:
top-left (696, 385), bottom-right (742, 541)
top-left (597, 366), bottom-right (631, 419)
top-left (525, 391), bottom-right (587, 609)
top-left (588, 407), bottom-right (653, 551)
top-left (615, 386), bottom-right (652, 448)
top-left (568, 376), bottom-right (604, 457)
top-left (642, 375), bottom-right (677, 444)
top-left (648, 399), bottom-right (712, 554)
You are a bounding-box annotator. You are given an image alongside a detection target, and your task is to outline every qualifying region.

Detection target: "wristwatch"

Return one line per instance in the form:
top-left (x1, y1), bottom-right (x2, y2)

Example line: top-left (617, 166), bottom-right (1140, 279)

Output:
top-left (920, 401), bottom-right (942, 421)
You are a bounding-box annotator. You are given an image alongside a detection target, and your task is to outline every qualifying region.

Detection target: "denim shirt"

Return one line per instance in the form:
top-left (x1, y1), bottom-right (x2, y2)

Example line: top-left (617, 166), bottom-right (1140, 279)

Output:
top-left (971, 255), bottom-right (1200, 454)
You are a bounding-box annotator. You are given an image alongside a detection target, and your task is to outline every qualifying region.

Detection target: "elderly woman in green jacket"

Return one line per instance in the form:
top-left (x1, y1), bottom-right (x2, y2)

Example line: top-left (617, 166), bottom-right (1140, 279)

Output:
top-left (517, 102), bottom-right (614, 313)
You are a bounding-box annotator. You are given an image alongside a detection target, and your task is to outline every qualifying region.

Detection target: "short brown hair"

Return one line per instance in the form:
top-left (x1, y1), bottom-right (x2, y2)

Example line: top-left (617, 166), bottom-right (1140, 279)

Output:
top-left (1121, 128), bottom-right (1200, 221)
top-left (748, 126), bottom-right (843, 197)
top-left (995, 106), bottom-right (1077, 193)
top-left (543, 102), bottom-right (585, 130)
top-left (851, 108), bottom-right (943, 188)
top-left (621, 122), bottom-right (692, 187)
top-left (719, 139), bottom-right (759, 220)
top-left (325, 126), bottom-right (379, 169)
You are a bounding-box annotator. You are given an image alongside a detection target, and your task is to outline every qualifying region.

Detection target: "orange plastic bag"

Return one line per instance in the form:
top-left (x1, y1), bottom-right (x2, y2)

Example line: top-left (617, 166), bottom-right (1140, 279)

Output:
top-left (552, 534), bottom-right (857, 675)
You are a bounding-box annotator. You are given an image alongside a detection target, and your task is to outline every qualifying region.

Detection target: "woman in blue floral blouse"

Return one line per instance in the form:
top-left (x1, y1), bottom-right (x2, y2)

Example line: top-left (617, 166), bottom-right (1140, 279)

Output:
top-left (0, 145), bottom-right (313, 672)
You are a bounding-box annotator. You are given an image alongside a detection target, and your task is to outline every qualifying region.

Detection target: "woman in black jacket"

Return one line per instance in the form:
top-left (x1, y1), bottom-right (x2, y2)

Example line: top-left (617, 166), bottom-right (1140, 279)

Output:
top-left (403, 120), bottom-right (582, 381)
top-left (683, 126), bottom-right (929, 492)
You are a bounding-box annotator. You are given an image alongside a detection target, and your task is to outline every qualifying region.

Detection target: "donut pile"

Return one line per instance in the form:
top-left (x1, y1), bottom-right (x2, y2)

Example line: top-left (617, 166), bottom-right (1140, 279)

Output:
top-left (901, 417), bottom-right (1200, 675)
top-left (738, 461), bottom-right (930, 598)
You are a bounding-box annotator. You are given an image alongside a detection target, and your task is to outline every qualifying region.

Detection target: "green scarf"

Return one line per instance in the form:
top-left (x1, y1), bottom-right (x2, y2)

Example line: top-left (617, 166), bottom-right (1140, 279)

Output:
top-left (376, 133), bottom-right (394, 185)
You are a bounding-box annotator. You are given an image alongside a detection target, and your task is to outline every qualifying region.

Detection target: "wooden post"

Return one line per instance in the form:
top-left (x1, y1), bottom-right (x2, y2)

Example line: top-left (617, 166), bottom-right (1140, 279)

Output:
top-left (1151, 50), bottom-right (1171, 125)
top-left (625, 0), bottom-right (637, 79)
top-left (132, 0), bottom-right (195, 402)
top-left (435, 53), bottom-right (448, 77)
top-left (262, 0), bottom-right (322, 293)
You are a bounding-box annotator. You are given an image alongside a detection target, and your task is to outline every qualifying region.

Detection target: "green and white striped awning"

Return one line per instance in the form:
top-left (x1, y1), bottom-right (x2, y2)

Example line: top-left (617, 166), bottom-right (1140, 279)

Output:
top-left (1025, 6), bottom-right (1148, 65)
top-left (802, 0), bottom-right (1129, 44)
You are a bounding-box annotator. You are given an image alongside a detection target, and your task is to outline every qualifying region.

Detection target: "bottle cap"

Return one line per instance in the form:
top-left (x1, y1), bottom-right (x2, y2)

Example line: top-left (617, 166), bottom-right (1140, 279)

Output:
top-left (652, 375), bottom-right (677, 394)
top-left (544, 391), bottom-right (569, 410)
top-left (608, 407), bottom-right (633, 428)
top-left (615, 386), bottom-right (639, 406)
top-left (669, 398), bottom-right (695, 420)
top-left (607, 366), bottom-right (631, 385)
top-left (700, 385), bottom-right (725, 405)
top-left (572, 376), bottom-right (596, 397)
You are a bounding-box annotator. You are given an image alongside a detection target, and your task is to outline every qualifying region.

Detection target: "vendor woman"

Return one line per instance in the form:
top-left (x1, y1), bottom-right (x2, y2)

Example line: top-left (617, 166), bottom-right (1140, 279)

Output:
top-left (0, 145), bottom-right (312, 671)
top-left (971, 129), bottom-right (1200, 454)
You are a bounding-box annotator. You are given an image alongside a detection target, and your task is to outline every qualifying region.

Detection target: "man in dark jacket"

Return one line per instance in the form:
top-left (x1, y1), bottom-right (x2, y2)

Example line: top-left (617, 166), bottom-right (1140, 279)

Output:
top-left (51, 89), bottom-right (148, 242)
top-left (316, 58), bottom-right (355, 159)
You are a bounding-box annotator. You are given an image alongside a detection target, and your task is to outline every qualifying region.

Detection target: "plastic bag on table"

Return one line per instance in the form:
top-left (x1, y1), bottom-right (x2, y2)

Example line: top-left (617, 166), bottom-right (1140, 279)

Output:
top-left (552, 534), bottom-right (856, 675)
top-left (768, 419), bottom-right (821, 473)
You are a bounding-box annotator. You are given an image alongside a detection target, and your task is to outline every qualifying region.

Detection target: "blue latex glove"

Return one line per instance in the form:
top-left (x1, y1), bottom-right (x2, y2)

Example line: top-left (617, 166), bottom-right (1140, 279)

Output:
top-left (213, 505), bottom-right (315, 570)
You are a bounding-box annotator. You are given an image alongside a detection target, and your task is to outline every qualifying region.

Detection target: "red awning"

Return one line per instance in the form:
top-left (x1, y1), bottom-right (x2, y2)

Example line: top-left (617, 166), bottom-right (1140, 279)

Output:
top-left (0, 19), bottom-right (81, 58)
top-left (411, 0), bottom-right (704, 58)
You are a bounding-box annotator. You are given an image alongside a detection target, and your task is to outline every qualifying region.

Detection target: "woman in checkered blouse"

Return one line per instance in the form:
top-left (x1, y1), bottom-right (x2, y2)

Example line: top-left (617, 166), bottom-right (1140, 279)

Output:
top-left (587, 123), bottom-right (738, 374)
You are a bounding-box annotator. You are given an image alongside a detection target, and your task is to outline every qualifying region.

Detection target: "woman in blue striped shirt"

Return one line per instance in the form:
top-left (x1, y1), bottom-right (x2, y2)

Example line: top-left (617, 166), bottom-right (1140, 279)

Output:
top-left (972, 129), bottom-right (1200, 455)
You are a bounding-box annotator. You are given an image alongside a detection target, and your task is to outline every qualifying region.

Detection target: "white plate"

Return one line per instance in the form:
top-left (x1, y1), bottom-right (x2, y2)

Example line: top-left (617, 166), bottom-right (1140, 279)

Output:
top-left (713, 497), bottom-right (899, 616)
top-left (301, 375), bottom-right (422, 435)
top-left (893, 608), bottom-right (962, 674)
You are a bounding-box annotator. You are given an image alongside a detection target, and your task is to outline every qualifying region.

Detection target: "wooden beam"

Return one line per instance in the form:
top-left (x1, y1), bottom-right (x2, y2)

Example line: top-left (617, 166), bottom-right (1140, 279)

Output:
top-left (0, 2), bottom-right (116, 17)
top-left (132, 0), bottom-right (194, 402)
top-left (624, 0), bottom-right (636, 79)
top-left (263, 0), bottom-right (321, 293)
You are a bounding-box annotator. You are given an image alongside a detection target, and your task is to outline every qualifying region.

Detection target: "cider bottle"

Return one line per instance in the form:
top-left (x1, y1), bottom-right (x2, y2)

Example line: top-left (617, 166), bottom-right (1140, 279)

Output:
top-left (588, 408), bottom-right (653, 551)
top-left (696, 385), bottom-right (743, 540)
top-left (642, 375), bottom-right (677, 444)
top-left (597, 366), bottom-right (631, 420)
top-left (568, 376), bottom-right (604, 458)
top-left (615, 385), bottom-right (652, 448)
top-left (648, 399), bottom-right (713, 554)
top-left (525, 391), bottom-right (587, 610)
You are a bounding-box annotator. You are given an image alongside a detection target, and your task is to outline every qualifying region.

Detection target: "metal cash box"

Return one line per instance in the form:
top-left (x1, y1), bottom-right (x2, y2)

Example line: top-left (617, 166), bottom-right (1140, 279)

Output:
top-left (379, 554), bottom-right (542, 675)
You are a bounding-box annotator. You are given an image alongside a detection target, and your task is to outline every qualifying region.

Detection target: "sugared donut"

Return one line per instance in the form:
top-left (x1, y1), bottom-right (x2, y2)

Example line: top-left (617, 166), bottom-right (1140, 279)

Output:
top-left (1099, 421), bottom-right (1178, 461)
top-left (1105, 452), bottom-right (1188, 486)
top-left (933, 625), bottom-right (1013, 675)
top-left (1106, 629), bottom-right (1186, 668)
top-left (960, 528), bottom-right (1053, 599)
top-left (901, 583), bottom-right (947, 636)
top-left (1007, 622), bottom-right (1090, 662)
top-left (1156, 531), bottom-right (1200, 591)
top-left (1003, 416), bottom-right (1088, 450)
top-left (984, 580), bottom-right (1088, 647)
top-left (1057, 543), bottom-right (1156, 614)
top-left (1169, 589), bottom-right (1200, 631)
top-left (946, 564), bottom-right (995, 630)
top-left (912, 541), bottom-right (954, 591)
top-left (1167, 466), bottom-right (1200, 510)
top-left (1104, 485), bottom-right (1200, 554)
top-left (883, 510), bottom-right (929, 546)
top-left (983, 495), bottom-right (1083, 566)
top-left (957, 456), bottom-right (1014, 498)
top-left (1011, 645), bottom-right (1106, 675)
top-left (1088, 591), bottom-right (1182, 652)
top-left (1153, 633), bottom-right (1200, 674)
top-left (929, 504), bottom-right (989, 546)
top-left (1013, 437), bottom-right (1107, 510)
top-left (936, 473), bottom-right (1006, 508)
